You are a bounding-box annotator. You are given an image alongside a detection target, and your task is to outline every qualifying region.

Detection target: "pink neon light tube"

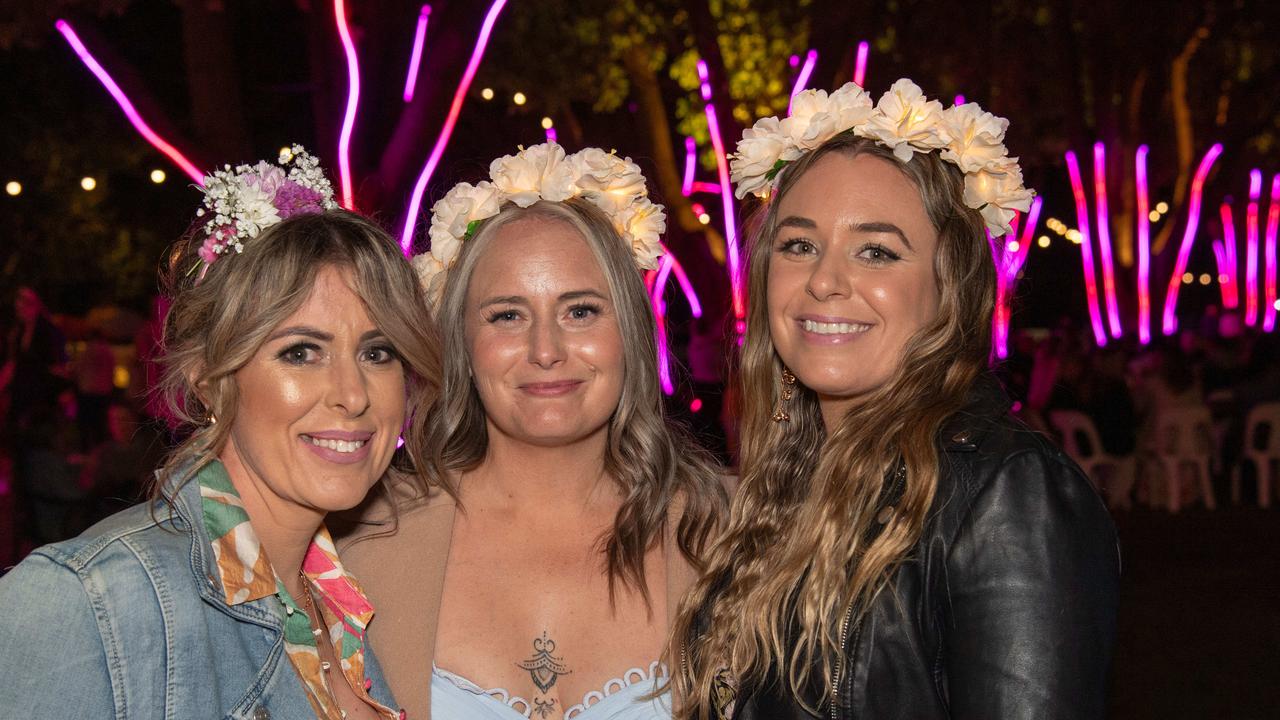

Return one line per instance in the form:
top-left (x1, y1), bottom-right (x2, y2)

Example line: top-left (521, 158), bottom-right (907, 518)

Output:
top-left (402, 5), bottom-right (431, 103)
top-left (1162, 143), bottom-right (1224, 335)
top-left (1065, 150), bottom-right (1108, 347)
top-left (1093, 143), bottom-right (1122, 338)
top-left (1265, 175), bottom-right (1279, 332)
top-left (1135, 146), bottom-right (1152, 345)
top-left (658, 243), bottom-right (703, 318)
top-left (54, 20), bottom-right (204, 185)
top-left (853, 41), bottom-right (869, 87)
top-left (1218, 203), bottom-right (1240, 308)
top-left (401, 0), bottom-right (510, 252)
top-left (649, 262), bottom-right (676, 395)
top-left (544, 127), bottom-right (557, 143)
top-left (333, 0), bottom-right (362, 210)
top-left (682, 137), bottom-right (696, 196)
top-left (1245, 169), bottom-right (1262, 326)
top-left (697, 60), bottom-right (744, 321)
top-left (789, 50), bottom-right (818, 112)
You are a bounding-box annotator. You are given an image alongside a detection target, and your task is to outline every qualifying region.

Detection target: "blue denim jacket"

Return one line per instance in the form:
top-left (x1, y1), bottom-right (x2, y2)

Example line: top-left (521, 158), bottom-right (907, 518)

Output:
top-left (0, 470), bottom-right (401, 719)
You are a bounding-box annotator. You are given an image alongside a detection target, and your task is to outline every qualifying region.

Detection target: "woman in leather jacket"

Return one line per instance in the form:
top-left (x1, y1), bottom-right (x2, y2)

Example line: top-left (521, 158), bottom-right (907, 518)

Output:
top-left (672, 81), bottom-right (1120, 720)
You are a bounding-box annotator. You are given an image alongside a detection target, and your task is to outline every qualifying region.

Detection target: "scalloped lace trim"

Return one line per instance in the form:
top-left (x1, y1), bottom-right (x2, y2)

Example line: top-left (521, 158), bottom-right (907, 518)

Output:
top-left (433, 660), bottom-right (667, 718)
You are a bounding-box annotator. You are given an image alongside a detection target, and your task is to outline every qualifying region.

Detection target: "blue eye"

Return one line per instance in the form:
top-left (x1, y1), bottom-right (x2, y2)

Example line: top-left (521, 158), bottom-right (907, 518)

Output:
top-left (567, 303), bottom-right (601, 321)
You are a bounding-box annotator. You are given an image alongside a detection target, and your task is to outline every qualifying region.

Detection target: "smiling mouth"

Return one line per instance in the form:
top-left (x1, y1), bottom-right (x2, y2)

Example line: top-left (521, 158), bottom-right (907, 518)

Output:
top-left (801, 319), bottom-right (873, 335)
top-left (302, 435), bottom-right (368, 454)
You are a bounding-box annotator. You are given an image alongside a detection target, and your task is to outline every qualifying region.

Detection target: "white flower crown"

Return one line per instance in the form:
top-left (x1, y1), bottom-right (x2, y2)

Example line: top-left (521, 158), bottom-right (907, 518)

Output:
top-left (412, 142), bottom-right (666, 305)
top-left (193, 144), bottom-right (338, 279)
top-left (730, 79), bottom-right (1034, 237)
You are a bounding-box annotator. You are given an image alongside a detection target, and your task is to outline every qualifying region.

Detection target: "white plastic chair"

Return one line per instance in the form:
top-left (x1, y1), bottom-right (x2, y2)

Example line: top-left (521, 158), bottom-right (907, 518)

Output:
top-left (1233, 402), bottom-right (1280, 508)
top-left (1048, 410), bottom-right (1135, 509)
top-left (1147, 405), bottom-right (1216, 512)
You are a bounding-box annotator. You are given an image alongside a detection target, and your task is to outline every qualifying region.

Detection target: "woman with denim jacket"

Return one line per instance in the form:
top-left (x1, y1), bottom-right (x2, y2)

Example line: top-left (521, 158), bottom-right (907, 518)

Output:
top-left (0, 148), bottom-right (441, 719)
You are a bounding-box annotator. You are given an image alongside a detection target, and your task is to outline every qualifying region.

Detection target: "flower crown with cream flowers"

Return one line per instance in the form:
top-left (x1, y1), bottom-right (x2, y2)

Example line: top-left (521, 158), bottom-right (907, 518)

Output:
top-left (192, 144), bottom-right (338, 280)
top-left (412, 142), bottom-right (666, 304)
top-left (731, 79), bottom-right (1034, 237)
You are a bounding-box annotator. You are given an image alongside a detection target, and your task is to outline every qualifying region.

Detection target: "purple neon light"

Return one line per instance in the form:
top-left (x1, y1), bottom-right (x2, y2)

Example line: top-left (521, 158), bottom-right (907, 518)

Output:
top-left (1264, 175), bottom-right (1279, 332)
top-left (1218, 203), bottom-right (1240, 309)
top-left (789, 49), bottom-right (818, 112)
top-left (400, 0), bottom-right (510, 252)
top-left (1245, 169), bottom-right (1262, 326)
top-left (1161, 143), bottom-right (1223, 335)
top-left (992, 198), bottom-right (1041, 359)
top-left (658, 243), bottom-right (703, 317)
top-left (853, 41), bottom-right (869, 87)
top-left (544, 127), bottom-right (557, 143)
top-left (697, 60), bottom-right (744, 322)
top-left (954, 94), bottom-right (966, 105)
top-left (55, 20), bottom-right (204, 185)
top-left (333, 0), bottom-right (362, 210)
top-left (1093, 143), bottom-right (1122, 338)
top-left (1135, 145), bottom-right (1152, 345)
top-left (1065, 150), bottom-right (1108, 346)
top-left (402, 5), bottom-right (432, 103)
top-left (682, 137), bottom-right (696, 196)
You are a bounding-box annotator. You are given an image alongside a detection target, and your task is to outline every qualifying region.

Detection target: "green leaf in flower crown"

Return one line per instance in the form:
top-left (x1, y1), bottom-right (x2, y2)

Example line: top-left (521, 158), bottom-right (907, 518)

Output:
top-left (464, 219), bottom-right (481, 240)
top-left (764, 159), bottom-right (788, 182)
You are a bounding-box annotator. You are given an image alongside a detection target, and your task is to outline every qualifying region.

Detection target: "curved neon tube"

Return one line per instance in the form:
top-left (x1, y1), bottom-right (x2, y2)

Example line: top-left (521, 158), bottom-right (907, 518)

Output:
top-left (402, 5), bottom-right (431, 103)
top-left (697, 60), bottom-right (744, 321)
top-left (544, 127), bottom-right (557, 143)
top-left (1245, 169), bottom-right (1262, 326)
top-left (1264, 175), bottom-right (1279, 332)
top-left (853, 41), bottom-right (869, 87)
top-left (1065, 150), bottom-right (1108, 346)
top-left (789, 50), bottom-right (817, 112)
top-left (1093, 142), bottom-right (1122, 338)
top-left (992, 198), bottom-right (1042, 359)
top-left (333, 0), bottom-right (362, 210)
top-left (54, 20), bottom-right (204, 185)
top-left (401, 0), bottom-right (510, 252)
top-left (1162, 143), bottom-right (1223, 335)
top-left (1218, 203), bottom-right (1240, 309)
top-left (1135, 146), bottom-right (1152, 344)
top-left (682, 137), bottom-right (696, 196)
top-left (648, 262), bottom-right (676, 395)
top-left (659, 243), bottom-right (703, 318)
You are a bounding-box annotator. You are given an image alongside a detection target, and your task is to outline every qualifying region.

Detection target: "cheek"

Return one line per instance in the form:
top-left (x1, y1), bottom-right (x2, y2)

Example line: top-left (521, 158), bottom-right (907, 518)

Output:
top-left (575, 325), bottom-right (624, 377)
top-left (372, 372), bottom-right (408, 426)
top-left (766, 266), bottom-right (804, 333)
top-left (236, 367), bottom-right (311, 431)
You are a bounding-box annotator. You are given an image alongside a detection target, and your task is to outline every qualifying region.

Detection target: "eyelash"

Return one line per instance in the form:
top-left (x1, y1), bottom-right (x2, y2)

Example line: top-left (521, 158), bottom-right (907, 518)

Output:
top-left (485, 303), bottom-right (603, 323)
top-left (776, 238), bottom-right (902, 264)
top-left (567, 302), bottom-right (601, 320)
top-left (777, 238), bottom-right (816, 256)
top-left (859, 243), bottom-right (901, 263)
top-left (278, 342), bottom-right (320, 365)
top-left (486, 309), bottom-right (521, 324)
top-left (276, 343), bottom-right (399, 365)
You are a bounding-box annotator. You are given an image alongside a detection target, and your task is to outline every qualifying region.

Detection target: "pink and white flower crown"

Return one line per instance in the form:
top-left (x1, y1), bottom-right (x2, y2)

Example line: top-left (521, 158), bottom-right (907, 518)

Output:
top-left (192, 144), bottom-right (338, 280)
top-left (730, 79), bottom-right (1034, 237)
top-left (412, 142), bottom-right (666, 306)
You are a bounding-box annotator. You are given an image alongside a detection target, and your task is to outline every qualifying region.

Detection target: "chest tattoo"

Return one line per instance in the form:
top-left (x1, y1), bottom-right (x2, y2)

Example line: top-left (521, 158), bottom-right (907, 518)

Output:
top-left (517, 631), bottom-right (573, 717)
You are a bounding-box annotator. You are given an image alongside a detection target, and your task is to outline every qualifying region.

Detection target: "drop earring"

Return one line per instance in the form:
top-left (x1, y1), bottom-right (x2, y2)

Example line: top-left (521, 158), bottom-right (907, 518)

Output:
top-left (772, 367), bottom-right (796, 423)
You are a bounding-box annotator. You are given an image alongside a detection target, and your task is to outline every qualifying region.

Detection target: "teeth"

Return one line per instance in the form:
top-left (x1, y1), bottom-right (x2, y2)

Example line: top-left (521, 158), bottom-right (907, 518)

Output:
top-left (803, 319), bottom-right (871, 335)
top-left (305, 436), bottom-right (366, 453)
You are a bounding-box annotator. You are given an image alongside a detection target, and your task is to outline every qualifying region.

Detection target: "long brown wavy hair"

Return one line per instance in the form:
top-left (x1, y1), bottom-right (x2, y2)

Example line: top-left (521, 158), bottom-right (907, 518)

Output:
top-left (671, 136), bottom-right (996, 717)
top-left (420, 198), bottom-right (726, 603)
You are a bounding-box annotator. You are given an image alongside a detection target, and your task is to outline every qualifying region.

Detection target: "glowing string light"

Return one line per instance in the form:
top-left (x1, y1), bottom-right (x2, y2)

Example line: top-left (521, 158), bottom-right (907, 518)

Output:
top-left (1162, 143), bottom-right (1223, 335)
top-left (54, 20), bottom-right (204, 185)
top-left (1264, 175), bottom-right (1279, 332)
top-left (1217, 203), bottom-right (1240, 308)
top-left (1065, 150), bottom-right (1108, 346)
top-left (789, 50), bottom-right (818, 112)
top-left (1245, 169), bottom-right (1262, 326)
top-left (696, 60), bottom-right (744, 323)
top-left (401, 0), bottom-right (510, 252)
top-left (1135, 145), bottom-right (1152, 345)
top-left (853, 40), bottom-right (869, 87)
top-left (1093, 142), bottom-right (1122, 338)
top-left (333, 0), bottom-right (362, 209)
top-left (402, 5), bottom-right (432, 103)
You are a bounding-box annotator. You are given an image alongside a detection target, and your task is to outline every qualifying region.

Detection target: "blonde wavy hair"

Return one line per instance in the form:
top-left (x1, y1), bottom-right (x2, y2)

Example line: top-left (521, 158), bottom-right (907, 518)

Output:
top-left (671, 136), bottom-right (995, 717)
top-left (421, 198), bottom-right (726, 602)
top-left (153, 210), bottom-right (443, 502)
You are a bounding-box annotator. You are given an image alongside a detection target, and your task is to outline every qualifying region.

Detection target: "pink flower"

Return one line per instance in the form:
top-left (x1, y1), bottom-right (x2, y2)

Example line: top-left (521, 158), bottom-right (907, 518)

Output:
top-left (274, 181), bottom-right (325, 218)
top-left (198, 235), bottom-right (221, 265)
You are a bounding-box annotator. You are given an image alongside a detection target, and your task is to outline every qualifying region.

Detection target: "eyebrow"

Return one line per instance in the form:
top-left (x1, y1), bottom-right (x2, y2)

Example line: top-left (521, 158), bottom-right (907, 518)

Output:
top-left (846, 221), bottom-right (914, 251)
top-left (266, 326), bottom-right (386, 343)
top-left (777, 216), bottom-right (817, 230)
top-left (478, 289), bottom-right (609, 308)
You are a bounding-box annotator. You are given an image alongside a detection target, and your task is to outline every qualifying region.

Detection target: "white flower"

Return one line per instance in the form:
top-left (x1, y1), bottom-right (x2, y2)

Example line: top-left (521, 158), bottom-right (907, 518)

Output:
top-left (616, 197), bottom-right (666, 270)
top-left (731, 116), bottom-right (792, 199)
top-left (570, 149), bottom-right (646, 214)
top-left (233, 182), bottom-right (281, 238)
top-left (826, 82), bottom-right (875, 131)
top-left (245, 161), bottom-right (288, 196)
top-left (941, 103), bottom-right (1010, 173)
top-left (963, 159), bottom-right (1034, 236)
top-left (780, 89), bottom-right (837, 151)
top-left (859, 78), bottom-right (950, 162)
top-left (427, 180), bottom-right (502, 265)
top-left (489, 142), bottom-right (575, 207)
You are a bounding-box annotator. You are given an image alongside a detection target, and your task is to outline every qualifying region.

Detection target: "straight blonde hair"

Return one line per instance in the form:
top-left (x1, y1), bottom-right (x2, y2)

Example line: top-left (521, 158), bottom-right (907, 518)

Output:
top-left (672, 136), bottom-right (995, 717)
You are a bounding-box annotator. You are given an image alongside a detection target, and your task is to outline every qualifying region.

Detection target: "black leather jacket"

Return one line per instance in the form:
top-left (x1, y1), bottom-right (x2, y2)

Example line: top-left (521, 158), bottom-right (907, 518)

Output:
top-left (730, 376), bottom-right (1120, 720)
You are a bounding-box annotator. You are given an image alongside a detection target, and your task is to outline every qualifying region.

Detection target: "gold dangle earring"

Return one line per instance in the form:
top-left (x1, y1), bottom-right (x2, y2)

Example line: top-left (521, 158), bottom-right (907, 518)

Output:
top-left (772, 367), bottom-right (796, 423)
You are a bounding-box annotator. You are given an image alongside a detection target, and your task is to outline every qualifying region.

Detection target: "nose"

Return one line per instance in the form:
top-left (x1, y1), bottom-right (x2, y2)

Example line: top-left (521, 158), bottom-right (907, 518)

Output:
top-left (326, 355), bottom-right (371, 417)
top-left (527, 316), bottom-right (566, 369)
top-left (805, 247), bottom-right (852, 302)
